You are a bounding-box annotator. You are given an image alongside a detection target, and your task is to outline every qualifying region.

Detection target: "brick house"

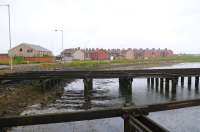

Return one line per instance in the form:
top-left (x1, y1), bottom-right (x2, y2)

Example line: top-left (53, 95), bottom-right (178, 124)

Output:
top-left (8, 43), bottom-right (53, 57)
top-left (90, 49), bottom-right (109, 60)
top-left (0, 54), bottom-right (9, 63)
top-left (163, 49), bottom-right (173, 57)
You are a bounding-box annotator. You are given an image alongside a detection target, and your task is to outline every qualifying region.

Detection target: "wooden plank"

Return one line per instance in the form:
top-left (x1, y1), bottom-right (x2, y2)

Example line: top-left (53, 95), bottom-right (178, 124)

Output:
top-left (0, 108), bottom-right (123, 127)
top-left (1, 98), bottom-right (200, 127)
top-left (129, 115), bottom-right (169, 132)
top-left (2, 68), bottom-right (200, 80)
top-left (142, 98), bottom-right (200, 112)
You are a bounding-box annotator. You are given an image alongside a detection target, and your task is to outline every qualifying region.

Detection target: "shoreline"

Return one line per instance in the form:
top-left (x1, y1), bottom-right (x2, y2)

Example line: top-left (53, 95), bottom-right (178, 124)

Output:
top-left (0, 61), bottom-right (194, 118)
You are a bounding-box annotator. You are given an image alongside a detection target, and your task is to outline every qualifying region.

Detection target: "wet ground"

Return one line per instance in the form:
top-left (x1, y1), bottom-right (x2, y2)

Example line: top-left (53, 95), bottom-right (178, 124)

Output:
top-left (11, 63), bottom-right (200, 132)
top-left (0, 65), bottom-right (8, 69)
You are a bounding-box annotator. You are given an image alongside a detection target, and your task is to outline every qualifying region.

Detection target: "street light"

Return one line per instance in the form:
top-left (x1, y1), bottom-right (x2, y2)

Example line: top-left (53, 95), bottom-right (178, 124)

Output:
top-left (54, 29), bottom-right (64, 50)
top-left (0, 4), bottom-right (13, 71)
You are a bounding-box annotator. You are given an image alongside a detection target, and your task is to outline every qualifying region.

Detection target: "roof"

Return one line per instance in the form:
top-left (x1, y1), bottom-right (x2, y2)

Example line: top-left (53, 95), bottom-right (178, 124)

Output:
top-left (61, 48), bottom-right (84, 54)
top-left (0, 54), bottom-right (8, 57)
top-left (10, 43), bottom-right (51, 52)
top-left (23, 43), bottom-right (50, 52)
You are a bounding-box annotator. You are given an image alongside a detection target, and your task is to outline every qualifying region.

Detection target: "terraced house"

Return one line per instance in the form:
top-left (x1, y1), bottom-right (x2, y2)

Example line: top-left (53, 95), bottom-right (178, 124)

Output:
top-left (61, 47), bottom-right (174, 61)
top-left (61, 48), bottom-right (85, 61)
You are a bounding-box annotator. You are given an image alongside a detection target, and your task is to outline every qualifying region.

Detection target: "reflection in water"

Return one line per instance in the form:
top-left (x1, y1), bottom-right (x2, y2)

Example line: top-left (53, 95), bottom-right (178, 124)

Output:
top-left (12, 63), bottom-right (200, 132)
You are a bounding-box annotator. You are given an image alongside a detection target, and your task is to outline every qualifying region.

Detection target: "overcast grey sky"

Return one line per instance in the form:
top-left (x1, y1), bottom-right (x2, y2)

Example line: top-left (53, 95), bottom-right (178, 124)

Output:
top-left (0, 0), bottom-right (200, 55)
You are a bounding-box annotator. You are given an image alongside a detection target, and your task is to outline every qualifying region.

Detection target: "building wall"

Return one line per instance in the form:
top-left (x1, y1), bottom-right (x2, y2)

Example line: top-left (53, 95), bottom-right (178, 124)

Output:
top-left (96, 50), bottom-right (109, 60)
top-left (0, 54), bottom-right (9, 64)
top-left (73, 50), bottom-right (84, 60)
top-left (9, 45), bottom-right (52, 57)
top-left (63, 56), bottom-right (73, 61)
top-left (125, 50), bottom-right (134, 60)
top-left (25, 57), bottom-right (55, 63)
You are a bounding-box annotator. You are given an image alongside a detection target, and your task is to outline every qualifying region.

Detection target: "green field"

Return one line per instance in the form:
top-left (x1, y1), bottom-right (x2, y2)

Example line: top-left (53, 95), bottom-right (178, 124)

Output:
top-left (1, 55), bottom-right (200, 69)
top-left (64, 55), bottom-right (200, 69)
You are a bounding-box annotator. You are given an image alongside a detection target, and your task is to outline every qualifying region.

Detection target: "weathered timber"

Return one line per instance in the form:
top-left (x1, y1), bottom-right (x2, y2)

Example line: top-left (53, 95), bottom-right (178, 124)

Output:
top-left (151, 78), bottom-right (154, 89)
top-left (188, 76), bottom-right (192, 90)
top-left (160, 78), bottom-right (164, 91)
top-left (165, 78), bottom-right (170, 92)
top-left (128, 115), bottom-right (169, 132)
top-left (147, 78), bottom-right (150, 87)
top-left (119, 77), bottom-right (133, 105)
top-left (124, 117), bottom-right (132, 132)
top-left (155, 78), bottom-right (159, 91)
top-left (2, 68), bottom-right (200, 80)
top-left (181, 76), bottom-right (184, 87)
top-left (171, 78), bottom-right (177, 94)
top-left (147, 78), bottom-right (150, 83)
top-left (1, 98), bottom-right (200, 127)
top-left (119, 77), bottom-right (133, 90)
top-left (83, 78), bottom-right (93, 91)
top-left (83, 78), bottom-right (92, 109)
top-left (195, 76), bottom-right (199, 89)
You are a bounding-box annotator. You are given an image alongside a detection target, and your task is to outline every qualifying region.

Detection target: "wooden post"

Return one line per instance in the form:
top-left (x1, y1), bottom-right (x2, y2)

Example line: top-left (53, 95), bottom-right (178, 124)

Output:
top-left (160, 78), bottom-right (164, 91)
top-left (0, 128), bottom-right (6, 132)
top-left (195, 76), bottom-right (199, 90)
top-left (83, 78), bottom-right (93, 91)
top-left (181, 76), bottom-right (184, 87)
top-left (119, 77), bottom-right (133, 89)
top-left (165, 78), bottom-right (170, 93)
top-left (188, 76), bottom-right (192, 89)
top-left (172, 78), bottom-right (177, 94)
top-left (124, 118), bottom-right (131, 132)
top-left (151, 78), bottom-right (154, 89)
top-left (119, 77), bottom-right (133, 105)
top-left (175, 78), bottom-right (179, 86)
top-left (160, 78), bottom-right (164, 94)
top-left (83, 78), bottom-right (93, 109)
top-left (155, 78), bottom-right (159, 91)
top-left (147, 78), bottom-right (150, 88)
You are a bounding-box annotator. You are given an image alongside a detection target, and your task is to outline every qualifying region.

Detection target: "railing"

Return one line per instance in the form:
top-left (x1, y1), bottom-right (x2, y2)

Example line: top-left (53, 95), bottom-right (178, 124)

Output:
top-left (1, 99), bottom-right (200, 132)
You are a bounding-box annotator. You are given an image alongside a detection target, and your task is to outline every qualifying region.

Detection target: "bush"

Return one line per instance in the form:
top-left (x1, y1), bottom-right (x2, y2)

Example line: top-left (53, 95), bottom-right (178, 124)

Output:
top-left (14, 56), bottom-right (25, 64)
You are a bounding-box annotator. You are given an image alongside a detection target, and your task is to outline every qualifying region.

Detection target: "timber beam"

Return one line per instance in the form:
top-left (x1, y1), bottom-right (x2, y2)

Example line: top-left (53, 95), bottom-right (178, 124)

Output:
top-left (1, 98), bottom-right (200, 128)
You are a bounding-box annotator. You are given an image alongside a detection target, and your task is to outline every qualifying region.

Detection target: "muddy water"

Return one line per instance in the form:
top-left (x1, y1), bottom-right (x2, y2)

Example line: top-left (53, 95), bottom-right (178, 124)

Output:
top-left (0, 65), bottom-right (8, 69)
top-left (11, 63), bottom-right (200, 132)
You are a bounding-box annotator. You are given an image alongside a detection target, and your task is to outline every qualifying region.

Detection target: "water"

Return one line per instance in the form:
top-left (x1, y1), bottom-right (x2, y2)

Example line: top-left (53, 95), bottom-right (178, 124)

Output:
top-left (0, 65), bottom-right (8, 69)
top-left (11, 63), bottom-right (200, 132)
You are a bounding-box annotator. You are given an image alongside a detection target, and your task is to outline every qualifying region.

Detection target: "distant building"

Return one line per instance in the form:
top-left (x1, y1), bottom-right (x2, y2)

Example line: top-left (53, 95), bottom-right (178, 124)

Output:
top-left (61, 48), bottom-right (85, 61)
top-left (8, 43), bottom-right (53, 57)
top-left (61, 49), bottom-right (74, 61)
top-left (90, 49), bottom-right (109, 60)
top-left (108, 49), bottom-right (121, 59)
top-left (60, 47), bottom-right (174, 61)
top-left (121, 49), bottom-right (135, 60)
top-left (73, 50), bottom-right (85, 60)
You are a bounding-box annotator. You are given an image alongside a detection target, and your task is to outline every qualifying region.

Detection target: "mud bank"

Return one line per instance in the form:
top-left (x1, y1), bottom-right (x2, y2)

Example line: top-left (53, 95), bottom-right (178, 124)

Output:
top-left (0, 80), bottom-right (72, 117)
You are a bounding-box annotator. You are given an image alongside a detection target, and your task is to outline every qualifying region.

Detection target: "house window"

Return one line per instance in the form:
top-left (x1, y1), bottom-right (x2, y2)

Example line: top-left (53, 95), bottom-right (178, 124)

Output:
top-left (19, 48), bottom-right (23, 52)
top-left (27, 49), bottom-right (33, 53)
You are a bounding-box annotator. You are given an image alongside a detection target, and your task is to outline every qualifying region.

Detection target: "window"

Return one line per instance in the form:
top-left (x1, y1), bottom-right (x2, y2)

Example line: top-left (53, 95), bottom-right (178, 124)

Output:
top-left (19, 48), bottom-right (23, 52)
top-left (27, 49), bottom-right (33, 53)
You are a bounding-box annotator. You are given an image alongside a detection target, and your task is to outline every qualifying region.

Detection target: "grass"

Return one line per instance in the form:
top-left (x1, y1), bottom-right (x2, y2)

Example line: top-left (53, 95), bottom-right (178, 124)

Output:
top-left (1, 54), bottom-right (200, 70)
top-left (64, 55), bottom-right (200, 69)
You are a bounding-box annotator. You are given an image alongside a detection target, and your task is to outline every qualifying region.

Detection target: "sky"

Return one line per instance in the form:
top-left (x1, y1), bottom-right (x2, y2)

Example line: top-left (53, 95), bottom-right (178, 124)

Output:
top-left (0, 0), bottom-right (200, 55)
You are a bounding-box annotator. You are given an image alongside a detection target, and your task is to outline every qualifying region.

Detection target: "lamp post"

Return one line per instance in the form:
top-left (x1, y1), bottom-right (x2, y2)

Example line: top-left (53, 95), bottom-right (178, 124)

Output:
top-left (54, 29), bottom-right (64, 51)
top-left (0, 4), bottom-right (13, 71)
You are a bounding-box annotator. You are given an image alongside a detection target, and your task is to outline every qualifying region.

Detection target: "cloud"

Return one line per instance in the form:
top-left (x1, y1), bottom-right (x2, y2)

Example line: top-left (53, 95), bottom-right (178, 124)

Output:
top-left (0, 0), bottom-right (200, 54)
